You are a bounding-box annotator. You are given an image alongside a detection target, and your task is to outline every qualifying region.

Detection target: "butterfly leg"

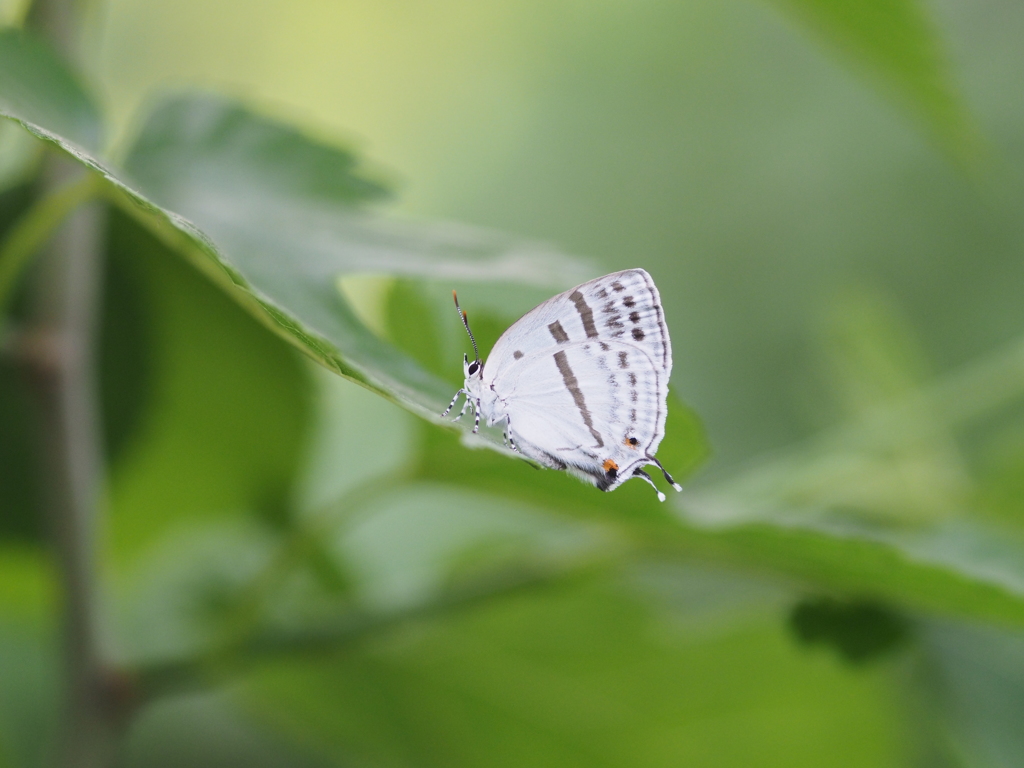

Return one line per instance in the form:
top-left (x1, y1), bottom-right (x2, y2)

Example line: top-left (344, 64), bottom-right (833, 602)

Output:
top-left (472, 399), bottom-right (481, 434)
top-left (647, 457), bottom-right (683, 492)
top-left (504, 415), bottom-right (519, 453)
top-left (442, 389), bottom-right (466, 418)
top-left (453, 393), bottom-right (473, 422)
top-left (631, 468), bottom-right (666, 502)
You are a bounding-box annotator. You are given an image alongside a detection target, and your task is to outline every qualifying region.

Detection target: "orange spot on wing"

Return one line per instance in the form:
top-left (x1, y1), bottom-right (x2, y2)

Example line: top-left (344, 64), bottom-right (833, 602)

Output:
top-left (624, 436), bottom-right (639, 449)
top-left (603, 459), bottom-right (618, 473)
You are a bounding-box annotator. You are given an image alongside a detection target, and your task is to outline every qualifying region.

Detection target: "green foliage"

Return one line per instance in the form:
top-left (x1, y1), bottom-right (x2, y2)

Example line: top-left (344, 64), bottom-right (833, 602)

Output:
top-left (0, 183), bottom-right (39, 541)
top-left (0, 28), bottom-right (102, 151)
top-left (0, 363), bottom-right (39, 541)
top-left (120, 692), bottom-right (329, 768)
top-left (0, 548), bottom-right (58, 768)
top-left (1, 1), bottom-right (1023, 766)
top-left (243, 574), bottom-right (908, 768)
top-left (924, 621), bottom-right (1024, 764)
top-left (0, 77), bottom-right (593, 446)
top-left (789, 596), bottom-right (910, 664)
top-left (103, 210), bottom-right (313, 563)
top-left (768, 0), bottom-right (979, 164)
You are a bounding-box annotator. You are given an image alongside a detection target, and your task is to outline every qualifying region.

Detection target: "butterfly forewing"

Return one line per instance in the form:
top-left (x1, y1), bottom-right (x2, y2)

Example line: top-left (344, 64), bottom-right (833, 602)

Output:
top-left (484, 269), bottom-right (672, 384)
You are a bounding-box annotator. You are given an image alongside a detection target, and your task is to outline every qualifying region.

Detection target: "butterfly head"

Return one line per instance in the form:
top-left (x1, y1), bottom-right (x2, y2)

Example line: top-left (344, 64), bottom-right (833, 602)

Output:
top-left (463, 354), bottom-right (482, 380)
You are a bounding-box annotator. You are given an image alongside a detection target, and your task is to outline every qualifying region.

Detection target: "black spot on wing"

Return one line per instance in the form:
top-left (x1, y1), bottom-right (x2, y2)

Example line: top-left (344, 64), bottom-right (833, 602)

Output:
top-left (623, 295), bottom-right (636, 308)
top-left (513, 350), bottom-right (524, 360)
top-left (632, 327), bottom-right (645, 342)
top-left (629, 311), bottom-right (641, 323)
top-left (612, 281), bottom-right (625, 292)
top-left (618, 351), bottom-right (629, 369)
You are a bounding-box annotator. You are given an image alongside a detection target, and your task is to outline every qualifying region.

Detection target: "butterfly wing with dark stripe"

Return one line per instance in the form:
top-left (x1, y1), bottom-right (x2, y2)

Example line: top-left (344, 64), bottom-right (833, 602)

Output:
top-left (498, 339), bottom-right (666, 490)
top-left (483, 269), bottom-right (673, 490)
top-left (485, 269), bottom-right (671, 383)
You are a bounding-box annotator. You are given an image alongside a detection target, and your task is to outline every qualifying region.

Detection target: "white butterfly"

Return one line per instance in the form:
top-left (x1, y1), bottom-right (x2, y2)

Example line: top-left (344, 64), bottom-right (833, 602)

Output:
top-left (443, 269), bottom-right (682, 501)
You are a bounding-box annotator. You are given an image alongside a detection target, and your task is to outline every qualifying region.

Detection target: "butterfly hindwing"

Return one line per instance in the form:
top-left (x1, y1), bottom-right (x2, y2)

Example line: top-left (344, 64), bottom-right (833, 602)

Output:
top-left (498, 339), bottom-right (667, 491)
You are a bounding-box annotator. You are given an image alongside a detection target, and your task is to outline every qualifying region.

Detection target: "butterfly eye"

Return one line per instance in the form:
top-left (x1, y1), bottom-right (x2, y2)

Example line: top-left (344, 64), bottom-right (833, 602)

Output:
top-left (468, 361), bottom-right (480, 376)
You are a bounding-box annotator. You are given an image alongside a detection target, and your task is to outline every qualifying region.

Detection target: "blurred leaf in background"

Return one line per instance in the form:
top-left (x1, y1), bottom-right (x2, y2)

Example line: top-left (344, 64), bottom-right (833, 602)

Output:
top-left (0, 120), bottom-right (39, 192)
top-left (0, 183), bottom-right (40, 543)
top-left (767, 0), bottom-right (980, 165)
top-left (3, 0), bottom-right (1024, 765)
top-left (0, 28), bottom-right (102, 151)
top-left (103, 209), bottom-right (312, 564)
top-left (924, 621), bottom-right (1024, 765)
top-left (239, 569), bottom-right (911, 768)
top-left (0, 548), bottom-right (59, 768)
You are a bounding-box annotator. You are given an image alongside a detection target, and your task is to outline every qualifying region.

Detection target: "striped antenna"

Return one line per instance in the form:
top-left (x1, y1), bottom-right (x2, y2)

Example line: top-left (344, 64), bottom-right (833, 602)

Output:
top-left (452, 290), bottom-right (480, 363)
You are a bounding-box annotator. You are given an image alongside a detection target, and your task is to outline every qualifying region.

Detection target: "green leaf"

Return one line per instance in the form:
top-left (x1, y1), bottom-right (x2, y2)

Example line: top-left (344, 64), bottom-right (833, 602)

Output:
top-left (348, 212), bottom-right (1024, 631)
top-left (923, 621), bottom-right (1024, 766)
top-left (105, 211), bottom-right (312, 564)
top-left (120, 691), bottom-right (330, 768)
top-left (415, 403), bottom-right (1024, 628)
top-left (337, 483), bottom-right (604, 613)
top-left (769, 0), bottom-right (980, 165)
top-left (0, 119), bottom-right (40, 193)
top-left (0, 86), bottom-right (592, 452)
top-left (799, 289), bottom-right (970, 524)
top-left (0, 29), bottom-right (103, 153)
top-left (292, 365), bottom-right (416, 517)
top-left (242, 574), bottom-right (907, 768)
top-left (789, 596), bottom-right (910, 664)
top-left (0, 547), bottom-right (59, 768)
top-left (114, 518), bottom-right (280, 663)
top-left (118, 94), bottom-right (592, 426)
top-left (99, 225), bottom-right (156, 465)
top-left (0, 0), bottom-right (29, 27)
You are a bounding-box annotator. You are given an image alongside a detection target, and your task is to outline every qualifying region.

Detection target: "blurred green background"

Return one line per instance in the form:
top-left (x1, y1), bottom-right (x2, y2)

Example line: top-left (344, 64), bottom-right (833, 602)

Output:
top-left (92, 0), bottom-right (1024, 472)
top-left (3, 0), bottom-right (1024, 765)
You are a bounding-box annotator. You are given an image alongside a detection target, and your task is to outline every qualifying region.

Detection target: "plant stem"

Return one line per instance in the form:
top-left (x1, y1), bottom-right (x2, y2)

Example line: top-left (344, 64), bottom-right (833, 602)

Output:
top-left (21, 155), bottom-right (123, 768)
top-left (17, 0), bottom-right (132, 762)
